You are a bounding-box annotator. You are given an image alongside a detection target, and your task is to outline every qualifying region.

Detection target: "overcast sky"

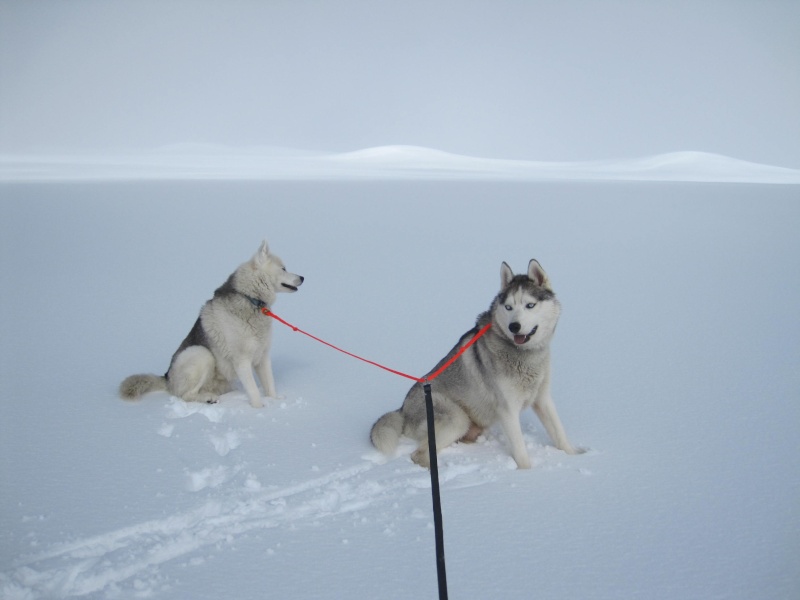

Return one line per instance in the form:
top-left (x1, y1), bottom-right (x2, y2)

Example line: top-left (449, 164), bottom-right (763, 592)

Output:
top-left (1, 1), bottom-right (799, 167)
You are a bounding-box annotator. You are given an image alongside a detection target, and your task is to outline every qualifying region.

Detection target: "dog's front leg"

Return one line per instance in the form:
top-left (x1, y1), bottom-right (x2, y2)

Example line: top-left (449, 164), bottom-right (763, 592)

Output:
top-left (235, 362), bottom-right (264, 408)
top-left (255, 354), bottom-right (277, 399)
top-left (533, 373), bottom-right (578, 454)
top-left (533, 395), bottom-right (579, 455)
top-left (497, 408), bottom-right (531, 469)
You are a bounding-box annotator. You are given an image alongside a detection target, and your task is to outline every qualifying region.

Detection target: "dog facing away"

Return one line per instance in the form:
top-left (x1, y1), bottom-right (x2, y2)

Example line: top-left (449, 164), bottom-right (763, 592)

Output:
top-left (370, 259), bottom-right (581, 469)
top-left (120, 241), bottom-right (303, 408)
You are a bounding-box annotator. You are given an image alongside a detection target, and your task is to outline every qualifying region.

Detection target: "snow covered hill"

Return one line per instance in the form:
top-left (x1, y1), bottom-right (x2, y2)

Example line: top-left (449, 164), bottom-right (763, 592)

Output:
top-left (2, 145), bottom-right (800, 183)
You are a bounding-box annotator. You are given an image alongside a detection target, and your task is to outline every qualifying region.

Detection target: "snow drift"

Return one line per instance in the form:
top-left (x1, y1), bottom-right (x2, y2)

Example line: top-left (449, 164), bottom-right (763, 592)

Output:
top-left (2, 145), bottom-right (800, 183)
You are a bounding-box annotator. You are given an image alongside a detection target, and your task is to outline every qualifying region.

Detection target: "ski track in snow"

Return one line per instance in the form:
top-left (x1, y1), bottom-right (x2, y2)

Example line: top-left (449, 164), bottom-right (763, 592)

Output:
top-left (6, 465), bottom-right (376, 598)
top-left (2, 396), bottom-right (578, 599)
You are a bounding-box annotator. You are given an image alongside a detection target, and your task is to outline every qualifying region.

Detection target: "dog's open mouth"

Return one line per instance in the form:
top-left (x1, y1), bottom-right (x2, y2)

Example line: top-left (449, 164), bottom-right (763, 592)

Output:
top-left (281, 283), bottom-right (299, 291)
top-left (513, 325), bottom-right (538, 345)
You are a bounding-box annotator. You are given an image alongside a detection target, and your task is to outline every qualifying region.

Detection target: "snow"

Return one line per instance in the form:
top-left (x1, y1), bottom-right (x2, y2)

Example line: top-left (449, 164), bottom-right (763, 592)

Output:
top-left (2, 145), bottom-right (800, 183)
top-left (1, 177), bottom-right (799, 599)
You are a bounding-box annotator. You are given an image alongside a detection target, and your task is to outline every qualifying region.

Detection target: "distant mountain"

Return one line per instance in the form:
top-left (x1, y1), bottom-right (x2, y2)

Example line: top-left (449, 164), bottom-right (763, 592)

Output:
top-left (328, 146), bottom-right (800, 183)
top-left (2, 145), bottom-right (799, 183)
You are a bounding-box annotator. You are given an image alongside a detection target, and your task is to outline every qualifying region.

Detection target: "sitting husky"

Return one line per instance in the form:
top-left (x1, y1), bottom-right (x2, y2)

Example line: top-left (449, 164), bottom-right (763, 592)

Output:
top-left (119, 241), bottom-right (303, 408)
top-left (370, 260), bottom-right (580, 469)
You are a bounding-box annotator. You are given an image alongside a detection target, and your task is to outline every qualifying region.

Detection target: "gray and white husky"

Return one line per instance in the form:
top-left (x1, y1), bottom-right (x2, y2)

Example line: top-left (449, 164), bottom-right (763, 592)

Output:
top-left (371, 260), bottom-right (581, 469)
top-left (119, 241), bottom-right (303, 408)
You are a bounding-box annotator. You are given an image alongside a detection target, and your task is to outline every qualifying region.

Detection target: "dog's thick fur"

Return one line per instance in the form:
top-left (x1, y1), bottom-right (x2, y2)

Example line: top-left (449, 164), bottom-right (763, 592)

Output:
top-left (370, 260), bottom-right (580, 469)
top-left (119, 241), bottom-right (303, 408)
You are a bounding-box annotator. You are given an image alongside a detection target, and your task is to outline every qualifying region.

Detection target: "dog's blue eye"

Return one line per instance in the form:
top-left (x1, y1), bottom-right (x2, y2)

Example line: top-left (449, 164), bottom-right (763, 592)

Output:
top-left (526, 303), bottom-right (536, 309)
top-left (504, 305), bottom-right (512, 311)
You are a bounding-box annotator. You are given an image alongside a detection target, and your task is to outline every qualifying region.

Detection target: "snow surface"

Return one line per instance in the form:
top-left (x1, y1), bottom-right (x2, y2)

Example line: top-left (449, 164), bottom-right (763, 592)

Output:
top-left (2, 145), bottom-right (800, 183)
top-left (1, 179), bottom-right (799, 599)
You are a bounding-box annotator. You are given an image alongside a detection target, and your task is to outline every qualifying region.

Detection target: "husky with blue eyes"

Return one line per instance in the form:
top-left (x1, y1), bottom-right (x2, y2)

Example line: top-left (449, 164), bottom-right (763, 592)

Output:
top-left (370, 260), bottom-right (582, 469)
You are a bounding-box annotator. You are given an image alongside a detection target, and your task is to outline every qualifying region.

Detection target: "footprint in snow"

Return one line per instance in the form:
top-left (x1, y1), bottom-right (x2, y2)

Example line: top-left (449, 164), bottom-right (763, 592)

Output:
top-left (210, 430), bottom-right (241, 456)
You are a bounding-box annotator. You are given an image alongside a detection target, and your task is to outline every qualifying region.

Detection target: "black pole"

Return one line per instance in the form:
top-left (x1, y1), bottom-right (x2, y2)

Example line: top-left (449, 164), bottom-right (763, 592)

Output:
top-left (424, 382), bottom-right (448, 600)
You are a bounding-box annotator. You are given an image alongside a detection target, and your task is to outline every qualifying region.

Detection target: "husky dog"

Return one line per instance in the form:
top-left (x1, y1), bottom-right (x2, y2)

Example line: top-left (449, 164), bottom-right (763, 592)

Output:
top-left (119, 241), bottom-right (303, 408)
top-left (371, 260), bottom-right (580, 469)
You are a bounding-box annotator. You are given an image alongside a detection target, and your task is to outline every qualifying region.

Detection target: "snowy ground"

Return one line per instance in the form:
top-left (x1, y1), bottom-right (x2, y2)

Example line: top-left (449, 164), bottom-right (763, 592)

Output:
top-left (1, 178), bottom-right (799, 599)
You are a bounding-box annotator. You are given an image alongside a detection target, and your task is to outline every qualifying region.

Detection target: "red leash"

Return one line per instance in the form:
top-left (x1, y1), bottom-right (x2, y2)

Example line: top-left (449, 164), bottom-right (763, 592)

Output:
top-left (262, 308), bottom-right (491, 383)
top-left (263, 306), bottom-right (491, 600)
top-left (425, 322), bottom-right (492, 382)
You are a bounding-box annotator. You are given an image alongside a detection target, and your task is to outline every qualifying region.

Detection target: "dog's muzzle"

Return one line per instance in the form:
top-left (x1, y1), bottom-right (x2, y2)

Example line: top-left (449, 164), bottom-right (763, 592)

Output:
top-left (509, 323), bottom-right (538, 345)
top-left (281, 276), bottom-right (304, 292)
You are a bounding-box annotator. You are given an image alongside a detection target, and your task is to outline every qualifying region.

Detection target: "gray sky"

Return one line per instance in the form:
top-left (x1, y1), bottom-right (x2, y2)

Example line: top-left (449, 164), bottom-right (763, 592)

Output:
top-left (1, 0), bottom-right (799, 167)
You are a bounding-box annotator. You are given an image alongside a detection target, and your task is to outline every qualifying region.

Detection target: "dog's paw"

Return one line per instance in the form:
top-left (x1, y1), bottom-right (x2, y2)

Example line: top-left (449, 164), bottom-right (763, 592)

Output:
top-left (513, 453), bottom-right (532, 469)
top-left (410, 448), bottom-right (431, 469)
top-left (189, 392), bottom-right (217, 404)
top-left (249, 398), bottom-right (265, 409)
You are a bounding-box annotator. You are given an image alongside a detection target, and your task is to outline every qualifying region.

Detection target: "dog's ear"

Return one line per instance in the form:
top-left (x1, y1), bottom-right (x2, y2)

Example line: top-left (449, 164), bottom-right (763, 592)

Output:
top-left (527, 259), bottom-right (552, 290)
top-left (253, 240), bottom-right (270, 265)
top-left (500, 262), bottom-right (514, 288)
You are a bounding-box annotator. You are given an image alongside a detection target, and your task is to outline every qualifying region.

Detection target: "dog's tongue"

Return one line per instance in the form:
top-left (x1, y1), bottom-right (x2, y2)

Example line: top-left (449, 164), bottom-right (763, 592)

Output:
top-left (513, 334), bottom-right (527, 345)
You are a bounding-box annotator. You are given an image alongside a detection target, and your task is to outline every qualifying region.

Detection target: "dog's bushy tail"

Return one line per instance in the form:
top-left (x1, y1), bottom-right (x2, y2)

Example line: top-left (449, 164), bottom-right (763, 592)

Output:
top-left (370, 410), bottom-right (404, 455)
top-left (119, 374), bottom-right (167, 400)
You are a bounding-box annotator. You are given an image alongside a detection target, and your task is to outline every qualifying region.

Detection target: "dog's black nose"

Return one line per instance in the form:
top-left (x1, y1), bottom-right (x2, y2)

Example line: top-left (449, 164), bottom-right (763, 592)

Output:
top-left (299, 276), bottom-right (305, 283)
top-left (509, 322), bottom-right (521, 333)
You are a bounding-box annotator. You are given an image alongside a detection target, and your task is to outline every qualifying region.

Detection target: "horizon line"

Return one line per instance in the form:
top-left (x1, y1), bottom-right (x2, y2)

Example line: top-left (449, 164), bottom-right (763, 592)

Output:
top-left (1, 145), bottom-right (799, 184)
